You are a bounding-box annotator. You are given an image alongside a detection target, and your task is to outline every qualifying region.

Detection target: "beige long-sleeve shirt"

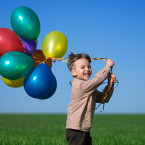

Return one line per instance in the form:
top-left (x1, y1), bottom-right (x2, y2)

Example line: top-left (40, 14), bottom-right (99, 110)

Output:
top-left (66, 66), bottom-right (110, 132)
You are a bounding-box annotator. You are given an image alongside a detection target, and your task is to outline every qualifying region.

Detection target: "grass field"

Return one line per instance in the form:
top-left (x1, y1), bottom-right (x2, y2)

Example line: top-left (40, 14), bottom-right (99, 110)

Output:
top-left (0, 114), bottom-right (145, 145)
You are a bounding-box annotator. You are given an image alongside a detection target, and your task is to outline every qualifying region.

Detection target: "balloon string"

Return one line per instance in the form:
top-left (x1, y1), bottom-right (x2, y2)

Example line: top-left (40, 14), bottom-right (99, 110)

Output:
top-left (25, 50), bottom-right (109, 62)
top-left (50, 57), bottom-right (108, 62)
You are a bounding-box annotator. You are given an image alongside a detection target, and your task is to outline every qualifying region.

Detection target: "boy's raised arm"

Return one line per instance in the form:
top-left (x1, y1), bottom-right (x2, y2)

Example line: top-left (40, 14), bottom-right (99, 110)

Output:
top-left (80, 59), bottom-right (114, 93)
top-left (80, 66), bottom-right (110, 93)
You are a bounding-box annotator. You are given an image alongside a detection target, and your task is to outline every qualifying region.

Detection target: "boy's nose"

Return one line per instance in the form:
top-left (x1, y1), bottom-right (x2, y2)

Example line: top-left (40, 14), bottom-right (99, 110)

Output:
top-left (85, 69), bottom-right (90, 72)
top-left (86, 67), bottom-right (90, 70)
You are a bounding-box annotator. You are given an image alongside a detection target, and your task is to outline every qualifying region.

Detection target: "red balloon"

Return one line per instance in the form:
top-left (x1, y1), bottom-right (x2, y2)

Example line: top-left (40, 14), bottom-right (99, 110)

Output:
top-left (0, 28), bottom-right (23, 57)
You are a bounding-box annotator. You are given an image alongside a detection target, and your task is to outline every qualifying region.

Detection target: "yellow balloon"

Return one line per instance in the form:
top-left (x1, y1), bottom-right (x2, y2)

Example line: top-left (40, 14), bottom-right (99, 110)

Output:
top-left (42, 31), bottom-right (68, 58)
top-left (1, 76), bottom-right (24, 88)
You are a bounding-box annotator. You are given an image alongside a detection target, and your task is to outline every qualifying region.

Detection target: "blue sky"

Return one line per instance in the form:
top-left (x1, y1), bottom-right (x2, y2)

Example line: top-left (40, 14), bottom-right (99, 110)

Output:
top-left (0, 0), bottom-right (145, 114)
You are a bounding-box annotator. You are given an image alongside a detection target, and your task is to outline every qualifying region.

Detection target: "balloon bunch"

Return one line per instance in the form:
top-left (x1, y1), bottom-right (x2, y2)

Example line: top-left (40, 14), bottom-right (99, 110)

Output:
top-left (0, 6), bottom-right (68, 100)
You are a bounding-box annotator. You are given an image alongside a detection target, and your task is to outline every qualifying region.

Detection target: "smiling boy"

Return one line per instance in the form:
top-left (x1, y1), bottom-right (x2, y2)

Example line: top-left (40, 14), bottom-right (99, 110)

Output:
top-left (66, 52), bottom-right (115, 145)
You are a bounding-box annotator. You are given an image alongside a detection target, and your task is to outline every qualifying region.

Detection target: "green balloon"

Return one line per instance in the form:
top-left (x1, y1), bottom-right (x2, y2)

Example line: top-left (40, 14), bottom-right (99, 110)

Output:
top-left (0, 51), bottom-right (34, 80)
top-left (11, 6), bottom-right (40, 40)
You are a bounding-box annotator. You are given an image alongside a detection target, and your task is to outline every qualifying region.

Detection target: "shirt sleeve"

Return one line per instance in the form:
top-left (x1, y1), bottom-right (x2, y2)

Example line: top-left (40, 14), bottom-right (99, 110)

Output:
top-left (80, 66), bottom-right (110, 93)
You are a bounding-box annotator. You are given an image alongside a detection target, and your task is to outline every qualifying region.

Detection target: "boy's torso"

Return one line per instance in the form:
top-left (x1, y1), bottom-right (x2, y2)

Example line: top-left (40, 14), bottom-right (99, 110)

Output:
top-left (66, 78), bottom-right (96, 132)
top-left (66, 66), bottom-right (110, 132)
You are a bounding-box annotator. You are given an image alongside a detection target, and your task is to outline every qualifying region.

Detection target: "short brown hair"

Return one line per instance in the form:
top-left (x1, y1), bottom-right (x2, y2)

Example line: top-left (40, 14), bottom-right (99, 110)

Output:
top-left (67, 52), bottom-right (91, 71)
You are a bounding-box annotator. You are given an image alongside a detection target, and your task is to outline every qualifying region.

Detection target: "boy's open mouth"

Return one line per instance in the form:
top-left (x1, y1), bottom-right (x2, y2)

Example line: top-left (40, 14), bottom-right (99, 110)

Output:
top-left (84, 73), bottom-right (90, 77)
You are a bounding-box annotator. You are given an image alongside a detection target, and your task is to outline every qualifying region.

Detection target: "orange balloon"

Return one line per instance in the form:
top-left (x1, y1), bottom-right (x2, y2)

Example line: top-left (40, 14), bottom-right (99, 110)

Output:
top-left (31, 50), bottom-right (52, 68)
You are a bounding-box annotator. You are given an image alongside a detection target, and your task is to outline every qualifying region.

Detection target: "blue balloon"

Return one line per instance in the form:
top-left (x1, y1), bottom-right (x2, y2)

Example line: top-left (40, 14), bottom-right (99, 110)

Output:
top-left (48, 74), bottom-right (57, 96)
top-left (38, 74), bottom-right (57, 99)
top-left (24, 63), bottom-right (54, 99)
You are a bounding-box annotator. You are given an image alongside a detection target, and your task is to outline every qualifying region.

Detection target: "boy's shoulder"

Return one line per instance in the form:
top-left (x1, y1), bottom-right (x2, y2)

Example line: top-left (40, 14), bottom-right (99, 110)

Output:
top-left (72, 78), bottom-right (85, 86)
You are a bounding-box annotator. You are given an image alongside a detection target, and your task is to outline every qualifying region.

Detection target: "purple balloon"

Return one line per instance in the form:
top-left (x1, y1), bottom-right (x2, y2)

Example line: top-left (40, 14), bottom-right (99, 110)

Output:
top-left (20, 37), bottom-right (37, 54)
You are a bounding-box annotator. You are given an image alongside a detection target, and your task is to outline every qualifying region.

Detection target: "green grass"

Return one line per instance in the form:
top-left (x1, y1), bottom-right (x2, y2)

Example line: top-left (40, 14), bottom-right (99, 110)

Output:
top-left (0, 114), bottom-right (145, 145)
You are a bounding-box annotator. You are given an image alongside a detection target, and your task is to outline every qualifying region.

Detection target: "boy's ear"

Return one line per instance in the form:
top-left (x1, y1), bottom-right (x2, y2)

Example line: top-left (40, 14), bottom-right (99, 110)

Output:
top-left (71, 69), bottom-right (77, 77)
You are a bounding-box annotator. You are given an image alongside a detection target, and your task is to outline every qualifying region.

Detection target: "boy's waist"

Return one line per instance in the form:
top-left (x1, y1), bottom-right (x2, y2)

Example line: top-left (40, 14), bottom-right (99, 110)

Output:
top-left (66, 128), bottom-right (90, 133)
top-left (66, 112), bottom-right (93, 132)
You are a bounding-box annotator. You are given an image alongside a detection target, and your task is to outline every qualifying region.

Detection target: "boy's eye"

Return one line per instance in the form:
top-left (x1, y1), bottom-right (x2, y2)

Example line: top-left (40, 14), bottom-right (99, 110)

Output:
top-left (80, 66), bottom-right (91, 69)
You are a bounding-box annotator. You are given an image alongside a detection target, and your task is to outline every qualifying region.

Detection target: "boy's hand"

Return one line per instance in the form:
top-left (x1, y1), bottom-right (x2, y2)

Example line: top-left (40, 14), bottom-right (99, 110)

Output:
top-left (108, 73), bottom-right (116, 87)
top-left (106, 59), bottom-right (114, 68)
top-left (110, 73), bottom-right (116, 83)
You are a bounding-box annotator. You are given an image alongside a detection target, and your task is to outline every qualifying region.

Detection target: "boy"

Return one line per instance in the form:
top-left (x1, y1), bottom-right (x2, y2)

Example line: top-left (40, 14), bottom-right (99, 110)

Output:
top-left (66, 52), bottom-right (115, 145)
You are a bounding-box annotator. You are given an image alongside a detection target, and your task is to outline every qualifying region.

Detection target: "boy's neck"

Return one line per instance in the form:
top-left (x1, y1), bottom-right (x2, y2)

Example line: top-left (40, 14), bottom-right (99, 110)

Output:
top-left (73, 77), bottom-right (86, 81)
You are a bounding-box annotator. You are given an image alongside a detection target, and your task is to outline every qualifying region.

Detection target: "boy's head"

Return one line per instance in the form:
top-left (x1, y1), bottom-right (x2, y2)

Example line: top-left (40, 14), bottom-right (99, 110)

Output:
top-left (67, 52), bottom-right (92, 80)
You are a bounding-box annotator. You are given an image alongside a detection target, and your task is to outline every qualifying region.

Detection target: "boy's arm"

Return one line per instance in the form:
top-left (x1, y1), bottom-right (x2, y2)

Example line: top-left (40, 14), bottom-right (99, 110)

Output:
top-left (80, 66), bottom-right (110, 93)
top-left (80, 59), bottom-right (114, 93)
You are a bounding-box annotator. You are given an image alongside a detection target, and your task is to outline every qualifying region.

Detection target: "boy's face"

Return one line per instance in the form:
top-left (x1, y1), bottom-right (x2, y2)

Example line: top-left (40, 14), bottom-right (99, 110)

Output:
top-left (71, 58), bottom-right (92, 81)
